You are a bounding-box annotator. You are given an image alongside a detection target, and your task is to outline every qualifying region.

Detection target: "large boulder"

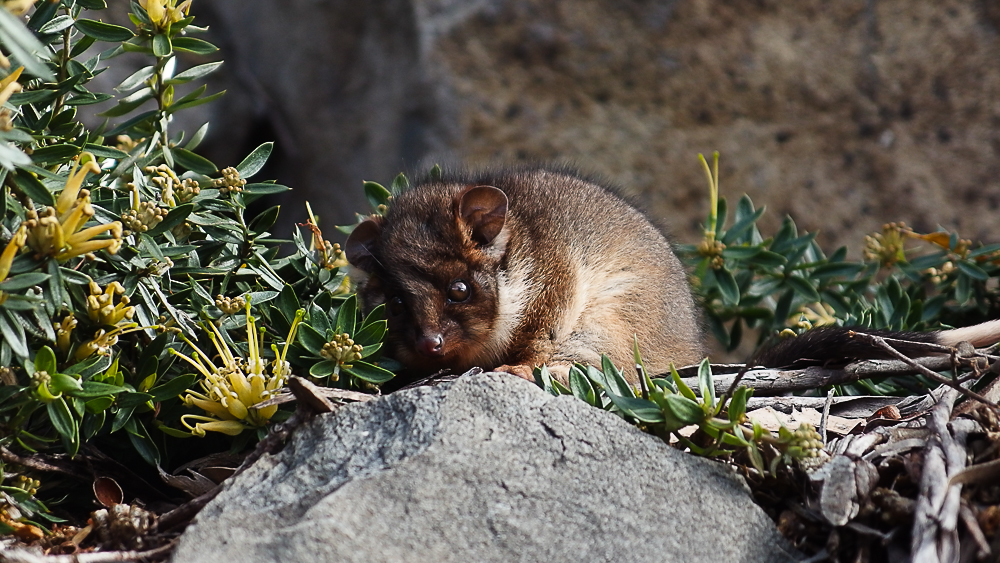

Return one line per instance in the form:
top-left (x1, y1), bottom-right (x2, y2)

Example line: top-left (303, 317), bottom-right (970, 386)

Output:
top-left (171, 373), bottom-right (797, 563)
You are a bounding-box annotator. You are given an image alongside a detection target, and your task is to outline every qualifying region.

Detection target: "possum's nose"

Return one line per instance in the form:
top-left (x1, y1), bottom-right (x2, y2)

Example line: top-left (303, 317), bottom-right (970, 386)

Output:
top-left (416, 334), bottom-right (444, 357)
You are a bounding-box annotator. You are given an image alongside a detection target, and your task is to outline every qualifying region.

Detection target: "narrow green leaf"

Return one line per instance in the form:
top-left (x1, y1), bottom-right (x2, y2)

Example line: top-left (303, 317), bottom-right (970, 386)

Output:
top-left (171, 146), bottom-right (217, 174)
top-left (33, 345), bottom-right (57, 376)
top-left (346, 360), bottom-right (394, 383)
top-left (743, 250), bottom-right (787, 268)
top-left (363, 181), bottom-right (391, 209)
top-left (661, 394), bottom-right (704, 425)
top-left (149, 373), bottom-right (197, 402)
top-left (30, 144), bottom-right (81, 164)
top-left (390, 173), bottom-right (409, 194)
top-left (956, 261), bottom-right (989, 282)
top-left (47, 398), bottom-right (76, 440)
top-left (49, 373), bottom-right (83, 394)
top-left (38, 15), bottom-right (75, 34)
top-left (670, 364), bottom-right (697, 401)
top-left (74, 381), bottom-right (128, 398)
top-left (165, 61), bottom-right (222, 85)
top-left (186, 122), bottom-right (210, 150)
top-left (533, 364), bottom-right (555, 395)
top-left (98, 90), bottom-right (153, 117)
top-left (65, 92), bottom-right (114, 106)
top-left (115, 65), bottom-right (156, 92)
top-left (242, 183), bottom-right (290, 195)
top-left (604, 391), bottom-right (665, 424)
top-left (116, 392), bottom-right (154, 408)
top-left (716, 267), bottom-right (740, 306)
top-left (298, 323), bottom-right (327, 356)
top-left (353, 319), bottom-right (386, 347)
top-left (785, 275), bottom-right (821, 302)
top-left (152, 33), bottom-right (171, 57)
top-left (0, 309), bottom-right (27, 358)
top-left (83, 144), bottom-right (129, 159)
top-left (75, 19), bottom-right (134, 42)
top-left (277, 284), bottom-right (300, 324)
top-left (126, 418), bottom-right (160, 465)
top-left (0, 272), bottom-right (50, 292)
top-left (721, 205), bottom-right (766, 245)
top-left (334, 293), bottom-right (357, 337)
top-left (696, 358), bottom-right (715, 408)
top-left (728, 386), bottom-right (751, 423)
top-left (26, 0), bottom-right (60, 31)
top-left (105, 109), bottom-right (158, 136)
top-left (720, 246), bottom-right (761, 260)
top-left (172, 36), bottom-right (218, 54)
top-left (248, 205), bottom-right (280, 235)
top-left (0, 9), bottom-right (55, 80)
top-left (235, 142), bottom-right (273, 179)
top-left (811, 262), bottom-right (866, 280)
top-left (585, 363), bottom-right (609, 391)
top-left (601, 355), bottom-right (633, 398)
top-left (569, 365), bottom-right (597, 405)
top-left (165, 89), bottom-right (225, 114)
top-left (111, 404), bottom-right (134, 433)
top-left (309, 360), bottom-right (337, 378)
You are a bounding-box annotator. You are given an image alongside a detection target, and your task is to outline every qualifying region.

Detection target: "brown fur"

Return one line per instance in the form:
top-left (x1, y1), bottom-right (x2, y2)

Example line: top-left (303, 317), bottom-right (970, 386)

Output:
top-left (346, 167), bottom-right (704, 382)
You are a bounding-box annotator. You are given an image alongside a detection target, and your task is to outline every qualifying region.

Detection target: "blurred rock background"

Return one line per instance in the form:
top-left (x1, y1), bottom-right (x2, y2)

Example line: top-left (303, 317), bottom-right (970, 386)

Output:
top-left (124, 0), bottom-right (1000, 251)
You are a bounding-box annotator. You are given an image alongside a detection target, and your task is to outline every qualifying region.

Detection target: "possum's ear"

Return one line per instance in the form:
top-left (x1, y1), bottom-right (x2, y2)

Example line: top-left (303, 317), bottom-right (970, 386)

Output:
top-left (345, 218), bottom-right (383, 272)
top-left (458, 185), bottom-right (508, 245)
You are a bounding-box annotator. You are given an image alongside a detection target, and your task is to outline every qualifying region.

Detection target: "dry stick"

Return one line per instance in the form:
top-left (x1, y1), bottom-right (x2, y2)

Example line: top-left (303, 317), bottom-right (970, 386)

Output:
top-left (0, 446), bottom-right (77, 476)
top-left (677, 356), bottom-right (957, 398)
top-left (849, 332), bottom-right (998, 408)
top-left (959, 502), bottom-right (992, 559)
top-left (745, 395), bottom-right (901, 415)
top-left (910, 389), bottom-right (968, 563)
top-left (0, 541), bottom-right (176, 563)
top-left (820, 388), bottom-right (835, 446)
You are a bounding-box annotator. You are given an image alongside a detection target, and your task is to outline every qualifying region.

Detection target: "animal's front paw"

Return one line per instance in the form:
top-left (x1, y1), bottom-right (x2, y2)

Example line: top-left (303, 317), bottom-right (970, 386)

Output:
top-left (493, 364), bottom-right (535, 381)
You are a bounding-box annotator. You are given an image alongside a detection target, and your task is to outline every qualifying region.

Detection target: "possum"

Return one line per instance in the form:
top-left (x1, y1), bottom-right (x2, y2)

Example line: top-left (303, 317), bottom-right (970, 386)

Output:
top-left (345, 166), bottom-right (1000, 382)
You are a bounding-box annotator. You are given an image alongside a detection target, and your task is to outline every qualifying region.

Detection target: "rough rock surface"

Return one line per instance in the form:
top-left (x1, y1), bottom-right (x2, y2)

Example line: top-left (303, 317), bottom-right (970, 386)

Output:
top-left (171, 373), bottom-right (797, 563)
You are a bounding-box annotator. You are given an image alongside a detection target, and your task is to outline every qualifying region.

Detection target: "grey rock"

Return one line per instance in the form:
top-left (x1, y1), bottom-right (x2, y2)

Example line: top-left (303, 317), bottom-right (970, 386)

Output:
top-left (171, 373), bottom-right (797, 563)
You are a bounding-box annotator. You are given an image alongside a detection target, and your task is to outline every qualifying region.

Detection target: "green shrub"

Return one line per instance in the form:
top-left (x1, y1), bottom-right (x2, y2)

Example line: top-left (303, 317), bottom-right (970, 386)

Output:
top-left (0, 0), bottom-right (392, 531)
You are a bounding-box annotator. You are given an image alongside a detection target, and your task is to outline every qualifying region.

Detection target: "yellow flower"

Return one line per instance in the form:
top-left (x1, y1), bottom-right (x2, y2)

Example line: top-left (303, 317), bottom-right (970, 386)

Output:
top-left (175, 300), bottom-right (304, 435)
top-left (0, 225), bottom-right (26, 284)
top-left (2, 0), bottom-right (36, 17)
top-left (863, 222), bottom-right (907, 268)
top-left (86, 281), bottom-right (135, 326)
top-left (24, 154), bottom-right (124, 262)
top-left (796, 302), bottom-right (838, 328)
top-left (0, 67), bottom-right (23, 130)
top-left (54, 314), bottom-right (77, 356)
top-left (75, 324), bottom-right (144, 361)
top-left (180, 416), bottom-right (245, 437)
top-left (138, 0), bottom-right (192, 31)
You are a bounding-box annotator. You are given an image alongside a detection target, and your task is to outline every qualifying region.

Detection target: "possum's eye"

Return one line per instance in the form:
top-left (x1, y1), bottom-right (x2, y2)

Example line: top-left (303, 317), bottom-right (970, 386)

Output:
top-left (447, 280), bottom-right (471, 303)
top-left (388, 296), bottom-right (405, 317)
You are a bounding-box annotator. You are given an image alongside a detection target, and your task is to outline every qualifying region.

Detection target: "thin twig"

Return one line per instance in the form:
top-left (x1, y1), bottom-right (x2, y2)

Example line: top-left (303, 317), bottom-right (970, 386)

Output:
top-left (0, 446), bottom-right (74, 475)
top-left (0, 540), bottom-right (176, 563)
top-left (911, 388), bottom-right (965, 562)
top-left (849, 332), bottom-right (998, 408)
top-left (820, 388), bottom-right (835, 446)
top-left (252, 385), bottom-right (375, 409)
top-left (959, 501), bottom-right (992, 559)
